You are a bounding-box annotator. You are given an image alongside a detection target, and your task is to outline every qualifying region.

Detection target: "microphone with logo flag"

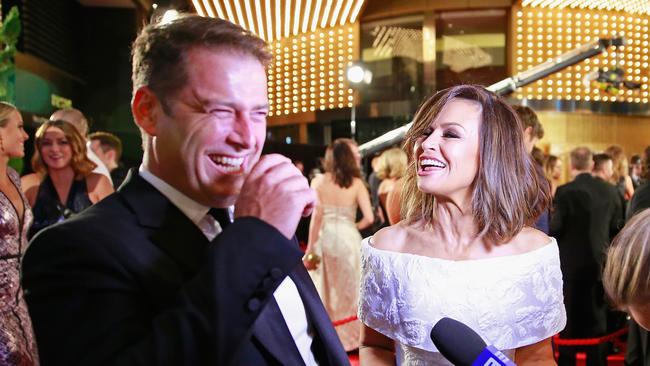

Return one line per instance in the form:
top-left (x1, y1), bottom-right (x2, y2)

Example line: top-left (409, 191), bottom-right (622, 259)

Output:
top-left (430, 317), bottom-right (517, 366)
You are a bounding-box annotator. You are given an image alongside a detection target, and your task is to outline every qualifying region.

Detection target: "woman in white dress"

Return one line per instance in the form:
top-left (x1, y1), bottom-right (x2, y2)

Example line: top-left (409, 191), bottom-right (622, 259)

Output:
top-left (359, 85), bottom-right (567, 365)
top-left (305, 138), bottom-right (374, 351)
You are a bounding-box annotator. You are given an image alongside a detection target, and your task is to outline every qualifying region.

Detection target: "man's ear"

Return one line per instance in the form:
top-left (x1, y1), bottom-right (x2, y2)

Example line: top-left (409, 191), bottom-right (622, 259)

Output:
top-left (132, 87), bottom-right (161, 137)
top-left (523, 126), bottom-right (533, 141)
top-left (106, 149), bottom-right (117, 164)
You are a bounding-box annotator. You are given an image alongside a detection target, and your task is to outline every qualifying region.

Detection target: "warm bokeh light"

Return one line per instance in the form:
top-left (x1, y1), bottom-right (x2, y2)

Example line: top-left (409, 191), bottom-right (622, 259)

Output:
top-left (514, 6), bottom-right (649, 102)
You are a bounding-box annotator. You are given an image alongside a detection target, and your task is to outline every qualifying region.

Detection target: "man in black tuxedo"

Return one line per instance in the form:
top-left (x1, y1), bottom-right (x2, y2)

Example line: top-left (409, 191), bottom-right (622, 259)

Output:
top-left (22, 15), bottom-right (349, 366)
top-left (551, 147), bottom-right (623, 366)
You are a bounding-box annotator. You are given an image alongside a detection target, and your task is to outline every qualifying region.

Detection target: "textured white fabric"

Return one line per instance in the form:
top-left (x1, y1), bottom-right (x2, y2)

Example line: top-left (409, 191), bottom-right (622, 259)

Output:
top-left (358, 237), bottom-right (567, 365)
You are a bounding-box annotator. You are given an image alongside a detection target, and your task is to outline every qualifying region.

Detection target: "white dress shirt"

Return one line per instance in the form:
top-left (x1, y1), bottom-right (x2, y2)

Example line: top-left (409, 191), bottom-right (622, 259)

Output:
top-left (87, 140), bottom-right (113, 186)
top-left (138, 166), bottom-right (318, 365)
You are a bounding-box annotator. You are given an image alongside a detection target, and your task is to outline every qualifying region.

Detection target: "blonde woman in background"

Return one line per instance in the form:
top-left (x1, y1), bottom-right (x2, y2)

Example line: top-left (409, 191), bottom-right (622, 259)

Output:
top-left (304, 138), bottom-right (374, 351)
top-left (376, 148), bottom-right (407, 212)
top-left (606, 145), bottom-right (634, 201)
top-left (0, 102), bottom-right (39, 365)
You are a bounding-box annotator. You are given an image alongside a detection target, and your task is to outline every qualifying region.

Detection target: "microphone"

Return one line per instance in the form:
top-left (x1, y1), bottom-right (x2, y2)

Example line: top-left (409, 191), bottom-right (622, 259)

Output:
top-left (430, 317), bottom-right (516, 366)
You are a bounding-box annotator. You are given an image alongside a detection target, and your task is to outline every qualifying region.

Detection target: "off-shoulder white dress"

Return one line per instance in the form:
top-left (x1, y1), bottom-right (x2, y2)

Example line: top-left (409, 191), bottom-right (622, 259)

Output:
top-left (358, 237), bottom-right (567, 365)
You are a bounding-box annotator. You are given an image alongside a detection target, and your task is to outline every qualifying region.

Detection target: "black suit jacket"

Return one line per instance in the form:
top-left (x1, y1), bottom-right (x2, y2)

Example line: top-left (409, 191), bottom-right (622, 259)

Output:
top-left (624, 183), bottom-right (650, 366)
top-left (550, 173), bottom-right (623, 280)
top-left (22, 171), bottom-right (349, 366)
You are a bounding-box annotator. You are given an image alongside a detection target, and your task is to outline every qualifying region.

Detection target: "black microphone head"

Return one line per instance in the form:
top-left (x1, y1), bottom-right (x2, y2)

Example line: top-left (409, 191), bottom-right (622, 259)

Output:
top-left (430, 317), bottom-right (487, 366)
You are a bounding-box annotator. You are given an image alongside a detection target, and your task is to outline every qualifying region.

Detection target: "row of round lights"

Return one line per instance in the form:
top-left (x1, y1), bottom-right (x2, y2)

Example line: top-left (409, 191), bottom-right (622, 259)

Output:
top-left (267, 25), bottom-right (356, 116)
top-left (514, 7), bottom-right (649, 103)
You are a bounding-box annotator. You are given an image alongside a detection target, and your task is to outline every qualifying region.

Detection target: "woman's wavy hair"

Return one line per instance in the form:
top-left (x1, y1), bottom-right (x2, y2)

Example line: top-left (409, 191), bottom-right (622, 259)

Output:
top-left (401, 85), bottom-right (551, 245)
top-left (31, 120), bottom-right (96, 178)
top-left (605, 145), bottom-right (629, 184)
top-left (544, 155), bottom-right (559, 180)
top-left (324, 138), bottom-right (360, 189)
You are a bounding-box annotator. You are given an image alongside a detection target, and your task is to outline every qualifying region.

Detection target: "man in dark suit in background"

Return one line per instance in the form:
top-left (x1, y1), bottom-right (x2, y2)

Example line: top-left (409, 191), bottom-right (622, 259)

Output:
top-left (551, 147), bottom-right (623, 366)
top-left (624, 149), bottom-right (650, 366)
top-left (22, 15), bottom-right (348, 366)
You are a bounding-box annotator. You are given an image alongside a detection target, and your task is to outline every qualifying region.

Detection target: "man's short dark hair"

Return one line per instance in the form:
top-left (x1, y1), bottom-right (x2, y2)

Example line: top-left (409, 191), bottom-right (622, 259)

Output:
top-left (89, 131), bottom-right (123, 162)
top-left (593, 153), bottom-right (612, 172)
top-left (511, 105), bottom-right (544, 139)
top-left (131, 14), bottom-right (271, 111)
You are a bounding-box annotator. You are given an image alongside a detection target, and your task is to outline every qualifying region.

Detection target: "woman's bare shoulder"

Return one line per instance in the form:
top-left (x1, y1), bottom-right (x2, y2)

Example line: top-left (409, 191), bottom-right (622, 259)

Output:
top-left (370, 222), bottom-right (411, 252)
top-left (21, 173), bottom-right (41, 187)
top-left (508, 227), bottom-right (553, 253)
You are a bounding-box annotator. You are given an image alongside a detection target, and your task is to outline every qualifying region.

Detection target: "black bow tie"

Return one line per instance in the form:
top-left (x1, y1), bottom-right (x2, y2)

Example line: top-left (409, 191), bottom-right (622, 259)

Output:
top-left (208, 208), bottom-right (231, 229)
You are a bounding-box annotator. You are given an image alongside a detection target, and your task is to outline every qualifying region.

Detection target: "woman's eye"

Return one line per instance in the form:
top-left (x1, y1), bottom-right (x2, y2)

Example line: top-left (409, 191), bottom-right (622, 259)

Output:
top-left (443, 131), bottom-right (459, 138)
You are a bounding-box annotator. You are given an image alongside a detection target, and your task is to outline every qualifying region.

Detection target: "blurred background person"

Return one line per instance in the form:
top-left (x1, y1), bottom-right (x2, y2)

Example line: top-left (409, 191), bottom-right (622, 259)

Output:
top-left (376, 147), bottom-right (407, 225)
top-left (51, 108), bottom-right (113, 186)
top-left (513, 104), bottom-right (550, 234)
top-left (629, 146), bottom-right (650, 219)
top-left (511, 104), bottom-right (544, 154)
top-left (551, 147), bottom-right (622, 366)
top-left (21, 120), bottom-right (113, 239)
top-left (0, 102), bottom-right (39, 365)
top-left (367, 153), bottom-right (386, 230)
top-left (606, 145), bottom-right (635, 204)
top-left (545, 155), bottom-right (563, 198)
top-left (304, 138), bottom-right (373, 351)
top-left (592, 153), bottom-right (614, 182)
top-left (89, 131), bottom-right (129, 188)
top-left (630, 154), bottom-right (644, 189)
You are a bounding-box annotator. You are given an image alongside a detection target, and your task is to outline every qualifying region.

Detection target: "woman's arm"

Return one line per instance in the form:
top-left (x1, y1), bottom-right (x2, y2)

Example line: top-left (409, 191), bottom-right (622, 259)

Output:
top-left (304, 177), bottom-right (323, 270)
top-left (514, 338), bottom-right (556, 366)
top-left (624, 175), bottom-right (634, 201)
top-left (356, 179), bottom-right (374, 230)
top-left (360, 324), bottom-right (395, 365)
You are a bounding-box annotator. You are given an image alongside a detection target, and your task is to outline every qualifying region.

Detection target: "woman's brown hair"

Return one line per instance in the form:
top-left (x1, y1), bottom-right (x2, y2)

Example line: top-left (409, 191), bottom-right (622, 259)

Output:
top-left (324, 138), bottom-right (360, 189)
top-left (31, 120), bottom-right (96, 178)
top-left (401, 84), bottom-right (551, 245)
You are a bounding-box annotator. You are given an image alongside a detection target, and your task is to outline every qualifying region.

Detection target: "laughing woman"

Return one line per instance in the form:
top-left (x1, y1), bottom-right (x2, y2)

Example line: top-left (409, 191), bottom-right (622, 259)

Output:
top-left (21, 120), bottom-right (113, 239)
top-left (0, 102), bottom-right (39, 365)
top-left (359, 85), bottom-right (566, 365)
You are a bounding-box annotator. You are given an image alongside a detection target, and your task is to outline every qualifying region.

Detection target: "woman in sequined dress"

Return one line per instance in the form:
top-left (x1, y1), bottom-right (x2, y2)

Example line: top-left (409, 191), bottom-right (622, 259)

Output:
top-left (21, 120), bottom-right (113, 239)
top-left (0, 102), bottom-right (39, 365)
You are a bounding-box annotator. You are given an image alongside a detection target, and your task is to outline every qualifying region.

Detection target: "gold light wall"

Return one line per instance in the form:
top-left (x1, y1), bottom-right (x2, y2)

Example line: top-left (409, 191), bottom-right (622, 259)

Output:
top-left (513, 6), bottom-right (650, 103)
top-left (267, 23), bottom-right (357, 117)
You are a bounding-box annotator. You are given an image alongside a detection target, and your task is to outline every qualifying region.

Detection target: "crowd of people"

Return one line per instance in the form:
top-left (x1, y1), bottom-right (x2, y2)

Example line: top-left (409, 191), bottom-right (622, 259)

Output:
top-left (1, 12), bottom-right (650, 366)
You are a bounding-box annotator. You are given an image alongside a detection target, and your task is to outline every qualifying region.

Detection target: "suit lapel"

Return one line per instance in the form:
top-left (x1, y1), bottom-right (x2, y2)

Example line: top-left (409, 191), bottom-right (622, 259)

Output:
top-left (252, 297), bottom-right (306, 366)
top-left (291, 266), bottom-right (349, 366)
top-left (118, 170), bottom-right (209, 278)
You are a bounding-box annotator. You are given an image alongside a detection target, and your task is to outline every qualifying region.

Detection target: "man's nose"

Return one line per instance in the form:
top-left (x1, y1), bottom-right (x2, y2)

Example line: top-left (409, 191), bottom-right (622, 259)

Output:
top-left (228, 113), bottom-right (254, 149)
